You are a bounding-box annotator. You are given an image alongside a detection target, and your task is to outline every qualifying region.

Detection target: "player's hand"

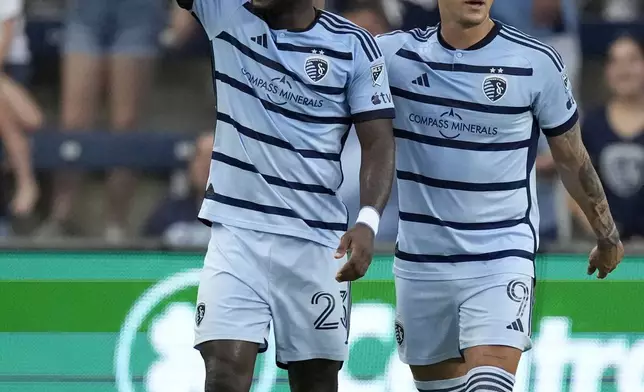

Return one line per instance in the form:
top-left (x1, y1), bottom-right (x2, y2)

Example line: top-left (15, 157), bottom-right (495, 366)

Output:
top-left (334, 224), bottom-right (375, 282)
top-left (587, 237), bottom-right (624, 279)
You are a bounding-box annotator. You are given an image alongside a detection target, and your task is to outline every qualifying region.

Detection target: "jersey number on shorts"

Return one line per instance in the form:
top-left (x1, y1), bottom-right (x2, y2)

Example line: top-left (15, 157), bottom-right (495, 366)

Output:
top-left (311, 291), bottom-right (339, 330)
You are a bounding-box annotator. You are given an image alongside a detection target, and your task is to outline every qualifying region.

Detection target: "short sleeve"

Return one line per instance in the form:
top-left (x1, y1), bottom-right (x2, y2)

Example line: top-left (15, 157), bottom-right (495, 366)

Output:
top-left (533, 57), bottom-right (579, 138)
top-left (179, 0), bottom-right (245, 40)
top-left (347, 40), bottom-right (396, 123)
top-left (0, 0), bottom-right (22, 21)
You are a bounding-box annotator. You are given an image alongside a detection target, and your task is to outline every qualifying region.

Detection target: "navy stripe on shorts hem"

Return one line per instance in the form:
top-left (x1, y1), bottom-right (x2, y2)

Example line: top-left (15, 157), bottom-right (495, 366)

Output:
top-left (205, 192), bottom-right (348, 231)
top-left (542, 110), bottom-right (579, 138)
top-left (352, 108), bottom-right (396, 123)
top-left (395, 246), bottom-right (535, 263)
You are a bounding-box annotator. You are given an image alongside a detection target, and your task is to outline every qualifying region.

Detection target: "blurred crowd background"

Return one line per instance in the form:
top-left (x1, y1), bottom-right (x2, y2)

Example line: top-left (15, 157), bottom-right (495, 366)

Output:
top-left (0, 0), bottom-right (643, 250)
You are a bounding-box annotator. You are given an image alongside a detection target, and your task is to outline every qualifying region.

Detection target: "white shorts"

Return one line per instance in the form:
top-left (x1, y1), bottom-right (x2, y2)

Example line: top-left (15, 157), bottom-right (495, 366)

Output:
top-left (395, 273), bottom-right (534, 366)
top-left (194, 224), bottom-right (350, 368)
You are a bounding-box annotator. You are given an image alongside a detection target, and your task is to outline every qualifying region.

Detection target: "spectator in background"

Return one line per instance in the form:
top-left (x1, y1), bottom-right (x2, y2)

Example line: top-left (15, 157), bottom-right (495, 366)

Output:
top-left (142, 132), bottom-right (213, 247)
top-left (576, 35), bottom-right (644, 241)
top-left (38, 0), bottom-right (166, 241)
top-left (0, 0), bottom-right (42, 234)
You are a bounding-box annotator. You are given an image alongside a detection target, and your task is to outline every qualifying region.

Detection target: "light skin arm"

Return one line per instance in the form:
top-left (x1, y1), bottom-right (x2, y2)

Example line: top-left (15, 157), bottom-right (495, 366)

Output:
top-left (547, 121), bottom-right (624, 278)
top-left (0, 17), bottom-right (16, 69)
top-left (336, 118), bottom-right (395, 282)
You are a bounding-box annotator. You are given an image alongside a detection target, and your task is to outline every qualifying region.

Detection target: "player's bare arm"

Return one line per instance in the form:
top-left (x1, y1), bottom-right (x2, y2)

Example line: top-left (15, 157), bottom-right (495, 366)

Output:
top-left (547, 122), bottom-right (625, 279)
top-left (336, 118), bottom-right (395, 282)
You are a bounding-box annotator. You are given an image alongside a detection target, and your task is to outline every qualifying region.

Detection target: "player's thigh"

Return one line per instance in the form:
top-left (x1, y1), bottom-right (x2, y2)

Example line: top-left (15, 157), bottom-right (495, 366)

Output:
top-left (395, 276), bottom-right (465, 381)
top-left (459, 273), bottom-right (534, 374)
top-left (288, 359), bottom-right (342, 392)
top-left (268, 237), bottom-right (349, 369)
top-left (195, 224), bottom-right (272, 357)
top-left (198, 340), bottom-right (259, 392)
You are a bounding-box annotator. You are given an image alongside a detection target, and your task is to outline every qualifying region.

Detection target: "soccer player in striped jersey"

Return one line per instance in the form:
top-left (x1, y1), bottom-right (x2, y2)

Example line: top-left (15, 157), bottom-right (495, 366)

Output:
top-left (377, 1), bottom-right (624, 391)
top-left (176, 0), bottom-right (396, 391)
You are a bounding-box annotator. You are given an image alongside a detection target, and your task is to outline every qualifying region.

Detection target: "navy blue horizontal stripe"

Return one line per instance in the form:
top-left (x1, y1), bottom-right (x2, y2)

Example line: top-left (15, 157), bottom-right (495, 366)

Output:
top-left (212, 152), bottom-right (336, 195)
top-left (397, 170), bottom-right (527, 192)
top-left (498, 31), bottom-right (563, 72)
top-left (396, 49), bottom-right (533, 76)
top-left (320, 11), bottom-right (381, 58)
top-left (391, 87), bottom-right (530, 115)
top-left (395, 246), bottom-right (535, 263)
top-left (206, 192), bottom-right (348, 231)
top-left (353, 108), bottom-right (396, 123)
top-left (216, 32), bottom-right (344, 95)
top-left (542, 110), bottom-right (579, 138)
top-left (399, 211), bottom-right (525, 230)
top-left (215, 71), bottom-right (352, 125)
top-left (275, 42), bottom-right (353, 60)
top-left (217, 112), bottom-right (341, 161)
top-left (394, 128), bottom-right (532, 151)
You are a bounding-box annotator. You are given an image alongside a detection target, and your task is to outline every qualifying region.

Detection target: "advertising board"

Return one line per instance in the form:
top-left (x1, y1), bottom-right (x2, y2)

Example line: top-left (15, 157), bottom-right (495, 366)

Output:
top-left (1, 252), bottom-right (643, 392)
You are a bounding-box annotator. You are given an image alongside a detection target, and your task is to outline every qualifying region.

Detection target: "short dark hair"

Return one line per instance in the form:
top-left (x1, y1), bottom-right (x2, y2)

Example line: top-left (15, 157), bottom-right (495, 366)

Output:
top-left (607, 32), bottom-right (644, 59)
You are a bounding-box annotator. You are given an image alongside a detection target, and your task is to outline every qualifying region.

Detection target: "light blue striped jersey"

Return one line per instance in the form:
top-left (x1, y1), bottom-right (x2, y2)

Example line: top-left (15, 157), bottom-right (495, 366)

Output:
top-left (188, 0), bottom-right (395, 248)
top-left (377, 23), bottom-right (579, 280)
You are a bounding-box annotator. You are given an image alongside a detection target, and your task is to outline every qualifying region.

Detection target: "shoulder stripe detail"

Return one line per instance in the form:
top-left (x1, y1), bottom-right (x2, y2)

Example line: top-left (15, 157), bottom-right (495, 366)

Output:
top-left (396, 49), bottom-right (533, 76)
top-left (215, 71), bottom-right (352, 125)
top-left (318, 13), bottom-right (381, 61)
top-left (397, 170), bottom-right (527, 192)
top-left (501, 24), bottom-right (564, 66)
top-left (320, 11), bottom-right (381, 57)
top-left (377, 30), bottom-right (405, 38)
top-left (399, 211), bottom-right (526, 231)
top-left (409, 27), bottom-right (437, 42)
top-left (206, 192), bottom-right (348, 231)
top-left (216, 32), bottom-right (344, 95)
top-left (391, 86), bottom-right (531, 115)
top-left (498, 30), bottom-right (563, 71)
top-left (395, 246), bottom-right (535, 263)
top-left (275, 42), bottom-right (353, 60)
top-left (217, 112), bottom-right (342, 161)
top-left (212, 152), bottom-right (336, 195)
top-left (394, 128), bottom-right (532, 151)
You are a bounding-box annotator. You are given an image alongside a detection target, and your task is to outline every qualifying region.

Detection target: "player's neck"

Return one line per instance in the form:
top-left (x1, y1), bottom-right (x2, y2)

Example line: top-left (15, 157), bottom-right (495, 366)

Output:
top-left (259, 3), bottom-right (318, 31)
top-left (439, 19), bottom-right (494, 50)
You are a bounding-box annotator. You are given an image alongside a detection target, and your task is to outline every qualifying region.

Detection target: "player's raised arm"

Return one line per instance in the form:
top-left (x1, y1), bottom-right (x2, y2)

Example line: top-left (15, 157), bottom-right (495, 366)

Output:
top-left (535, 61), bottom-right (624, 279)
top-left (335, 45), bottom-right (396, 282)
top-left (175, 0), bottom-right (245, 39)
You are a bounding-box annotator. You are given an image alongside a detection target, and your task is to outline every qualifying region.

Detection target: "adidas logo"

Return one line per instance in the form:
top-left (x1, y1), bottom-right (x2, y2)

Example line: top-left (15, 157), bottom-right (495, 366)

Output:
top-left (412, 73), bottom-right (430, 87)
top-left (251, 34), bottom-right (268, 48)
top-left (205, 184), bottom-right (216, 199)
top-left (506, 319), bottom-right (525, 333)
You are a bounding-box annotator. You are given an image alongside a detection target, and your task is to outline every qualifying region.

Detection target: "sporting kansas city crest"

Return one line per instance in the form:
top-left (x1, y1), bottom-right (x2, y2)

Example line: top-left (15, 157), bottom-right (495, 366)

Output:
top-left (482, 76), bottom-right (507, 102)
top-left (305, 56), bottom-right (330, 83)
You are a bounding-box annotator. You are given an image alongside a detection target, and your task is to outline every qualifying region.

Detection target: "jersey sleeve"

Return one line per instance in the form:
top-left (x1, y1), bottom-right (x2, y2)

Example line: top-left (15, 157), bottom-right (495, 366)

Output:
top-left (533, 56), bottom-right (579, 138)
top-left (176, 0), bottom-right (245, 40)
top-left (347, 39), bottom-right (396, 123)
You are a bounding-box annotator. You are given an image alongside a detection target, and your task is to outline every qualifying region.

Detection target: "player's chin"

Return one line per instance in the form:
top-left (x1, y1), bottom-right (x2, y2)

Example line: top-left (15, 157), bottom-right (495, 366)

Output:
top-left (458, 13), bottom-right (489, 28)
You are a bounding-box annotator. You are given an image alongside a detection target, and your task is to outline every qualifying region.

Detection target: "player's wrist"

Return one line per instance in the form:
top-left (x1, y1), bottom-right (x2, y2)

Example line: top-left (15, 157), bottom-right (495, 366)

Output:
top-left (355, 206), bottom-right (380, 236)
top-left (597, 225), bottom-right (621, 248)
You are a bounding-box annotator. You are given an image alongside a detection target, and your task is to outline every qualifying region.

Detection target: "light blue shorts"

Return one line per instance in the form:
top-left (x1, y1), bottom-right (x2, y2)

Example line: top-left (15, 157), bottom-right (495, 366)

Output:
top-left (195, 224), bottom-right (350, 368)
top-left (395, 273), bottom-right (534, 366)
top-left (63, 0), bottom-right (165, 56)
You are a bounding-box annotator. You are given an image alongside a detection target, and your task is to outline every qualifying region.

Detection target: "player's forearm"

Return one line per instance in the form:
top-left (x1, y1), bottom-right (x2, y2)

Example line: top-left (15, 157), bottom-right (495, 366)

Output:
top-left (355, 123), bottom-right (395, 214)
top-left (548, 123), bottom-right (620, 245)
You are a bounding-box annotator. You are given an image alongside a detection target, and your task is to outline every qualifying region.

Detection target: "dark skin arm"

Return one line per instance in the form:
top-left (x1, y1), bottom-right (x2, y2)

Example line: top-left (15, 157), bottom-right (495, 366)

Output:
top-left (335, 118), bottom-right (395, 282)
top-left (547, 122), bottom-right (624, 279)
